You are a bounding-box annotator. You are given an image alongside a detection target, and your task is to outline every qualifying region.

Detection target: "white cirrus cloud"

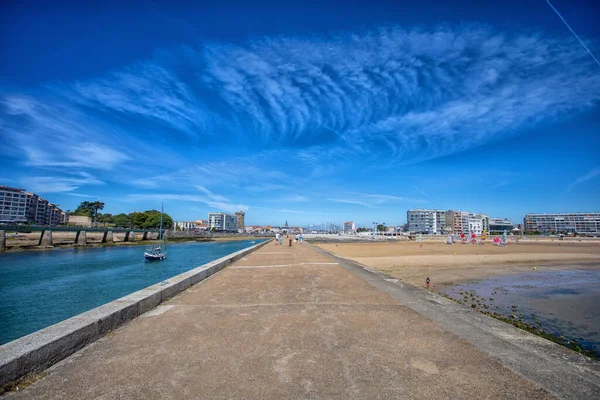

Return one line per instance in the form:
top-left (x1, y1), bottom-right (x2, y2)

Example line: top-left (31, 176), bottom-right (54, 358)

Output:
top-left (201, 26), bottom-right (600, 161)
top-left (2, 24), bottom-right (599, 184)
top-left (124, 193), bottom-right (248, 213)
top-left (326, 198), bottom-right (373, 207)
top-left (23, 173), bottom-right (104, 193)
top-left (567, 167), bottom-right (600, 191)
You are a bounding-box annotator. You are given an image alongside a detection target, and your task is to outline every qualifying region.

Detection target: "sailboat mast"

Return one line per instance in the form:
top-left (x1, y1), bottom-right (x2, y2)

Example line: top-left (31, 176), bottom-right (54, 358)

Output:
top-left (160, 202), bottom-right (164, 247)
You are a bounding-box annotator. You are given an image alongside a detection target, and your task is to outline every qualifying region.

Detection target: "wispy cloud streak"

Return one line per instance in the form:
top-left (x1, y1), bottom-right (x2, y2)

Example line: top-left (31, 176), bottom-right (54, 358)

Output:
top-left (2, 24), bottom-right (600, 194)
top-left (567, 167), bottom-right (600, 191)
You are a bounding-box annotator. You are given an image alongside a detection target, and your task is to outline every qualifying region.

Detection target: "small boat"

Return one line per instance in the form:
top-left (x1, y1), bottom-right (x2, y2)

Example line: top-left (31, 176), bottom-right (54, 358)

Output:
top-left (144, 203), bottom-right (167, 261)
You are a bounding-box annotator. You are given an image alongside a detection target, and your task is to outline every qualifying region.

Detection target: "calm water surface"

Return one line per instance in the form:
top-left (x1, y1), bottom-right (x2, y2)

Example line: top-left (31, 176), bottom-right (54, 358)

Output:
top-left (0, 240), bottom-right (264, 345)
top-left (441, 268), bottom-right (600, 357)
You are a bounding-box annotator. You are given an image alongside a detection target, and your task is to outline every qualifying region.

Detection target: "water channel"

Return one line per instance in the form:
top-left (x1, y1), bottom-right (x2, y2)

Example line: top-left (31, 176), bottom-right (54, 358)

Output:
top-left (0, 240), bottom-right (264, 345)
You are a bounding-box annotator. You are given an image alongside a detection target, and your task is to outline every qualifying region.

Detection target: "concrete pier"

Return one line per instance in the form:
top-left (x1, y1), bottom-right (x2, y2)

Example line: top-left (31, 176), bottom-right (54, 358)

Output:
top-left (74, 230), bottom-right (87, 246)
top-left (101, 231), bottom-right (113, 243)
top-left (6, 240), bottom-right (598, 399)
top-left (38, 230), bottom-right (52, 247)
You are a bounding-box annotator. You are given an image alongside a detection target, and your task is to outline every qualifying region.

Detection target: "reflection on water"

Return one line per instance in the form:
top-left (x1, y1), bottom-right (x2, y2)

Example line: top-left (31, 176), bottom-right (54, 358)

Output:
top-left (0, 240), bottom-right (263, 345)
top-left (441, 268), bottom-right (600, 357)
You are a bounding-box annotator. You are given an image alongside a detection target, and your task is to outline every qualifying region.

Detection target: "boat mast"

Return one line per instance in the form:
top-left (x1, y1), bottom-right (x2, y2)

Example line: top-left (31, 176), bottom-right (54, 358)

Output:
top-left (160, 202), bottom-right (164, 249)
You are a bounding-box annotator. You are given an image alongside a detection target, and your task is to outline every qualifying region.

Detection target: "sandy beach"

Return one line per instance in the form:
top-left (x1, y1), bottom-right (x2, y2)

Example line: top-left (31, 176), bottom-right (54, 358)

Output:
top-left (315, 240), bottom-right (600, 288)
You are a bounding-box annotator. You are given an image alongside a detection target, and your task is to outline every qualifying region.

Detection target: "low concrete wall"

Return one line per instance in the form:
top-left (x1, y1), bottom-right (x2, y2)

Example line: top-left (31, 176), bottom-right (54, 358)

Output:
top-left (0, 239), bottom-right (272, 387)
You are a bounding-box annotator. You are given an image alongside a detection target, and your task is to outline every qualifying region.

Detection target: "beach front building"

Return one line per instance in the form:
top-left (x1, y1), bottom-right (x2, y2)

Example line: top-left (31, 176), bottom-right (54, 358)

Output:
top-left (208, 212), bottom-right (238, 232)
top-left (174, 221), bottom-right (198, 231)
top-left (407, 209), bottom-right (447, 234)
top-left (489, 218), bottom-right (514, 235)
top-left (438, 210), bottom-right (490, 235)
top-left (1, 185), bottom-right (66, 225)
top-left (0, 185), bottom-right (27, 223)
top-left (344, 221), bottom-right (355, 233)
top-left (524, 213), bottom-right (600, 235)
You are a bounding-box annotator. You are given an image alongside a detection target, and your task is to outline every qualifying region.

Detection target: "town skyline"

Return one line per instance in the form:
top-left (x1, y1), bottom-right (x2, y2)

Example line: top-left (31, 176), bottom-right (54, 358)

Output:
top-left (1, 0), bottom-right (599, 226)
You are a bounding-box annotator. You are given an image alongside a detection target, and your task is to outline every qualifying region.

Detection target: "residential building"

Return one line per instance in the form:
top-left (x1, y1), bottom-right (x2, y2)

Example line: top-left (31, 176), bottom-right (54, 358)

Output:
top-left (407, 209), bottom-right (447, 234)
top-left (195, 220), bottom-right (209, 230)
top-left (0, 185), bottom-right (67, 225)
top-left (208, 212), bottom-right (238, 231)
top-left (235, 211), bottom-right (245, 231)
top-left (174, 221), bottom-right (197, 231)
top-left (0, 185), bottom-right (27, 223)
top-left (343, 221), bottom-right (355, 233)
top-left (524, 213), bottom-right (600, 234)
top-left (489, 218), bottom-right (514, 234)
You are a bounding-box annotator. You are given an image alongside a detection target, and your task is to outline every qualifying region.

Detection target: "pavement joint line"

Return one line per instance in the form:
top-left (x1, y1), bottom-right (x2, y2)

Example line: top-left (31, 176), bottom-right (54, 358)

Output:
top-left (179, 302), bottom-right (401, 308)
top-left (307, 242), bottom-right (600, 400)
top-left (229, 262), bottom-right (340, 269)
top-left (229, 264), bottom-right (292, 268)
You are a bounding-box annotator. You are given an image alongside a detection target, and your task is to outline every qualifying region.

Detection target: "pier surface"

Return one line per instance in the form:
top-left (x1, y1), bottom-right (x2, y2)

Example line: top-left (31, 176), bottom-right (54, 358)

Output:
top-left (8, 240), bottom-right (598, 399)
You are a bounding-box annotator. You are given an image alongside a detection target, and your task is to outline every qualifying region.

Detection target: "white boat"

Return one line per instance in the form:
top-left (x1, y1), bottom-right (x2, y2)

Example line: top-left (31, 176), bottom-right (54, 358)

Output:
top-left (144, 204), bottom-right (167, 261)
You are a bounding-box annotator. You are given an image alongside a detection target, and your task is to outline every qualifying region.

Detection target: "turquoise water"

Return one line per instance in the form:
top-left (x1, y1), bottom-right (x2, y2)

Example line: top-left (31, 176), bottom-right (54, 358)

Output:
top-left (0, 240), bottom-right (263, 345)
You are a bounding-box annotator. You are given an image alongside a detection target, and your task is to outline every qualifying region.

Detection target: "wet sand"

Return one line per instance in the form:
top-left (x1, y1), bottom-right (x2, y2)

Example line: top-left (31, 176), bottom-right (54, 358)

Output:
top-left (439, 269), bottom-right (600, 357)
top-left (316, 241), bottom-right (600, 288)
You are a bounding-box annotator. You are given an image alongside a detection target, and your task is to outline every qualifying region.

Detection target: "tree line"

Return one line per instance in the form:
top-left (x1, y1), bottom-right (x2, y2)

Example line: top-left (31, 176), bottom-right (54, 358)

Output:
top-left (68, 201), bottom-right (173, 229)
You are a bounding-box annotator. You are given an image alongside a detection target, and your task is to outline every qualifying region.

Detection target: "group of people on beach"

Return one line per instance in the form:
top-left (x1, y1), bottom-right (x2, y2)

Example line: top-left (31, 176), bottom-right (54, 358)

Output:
top-left (444, 230), bottom-right (508, 246)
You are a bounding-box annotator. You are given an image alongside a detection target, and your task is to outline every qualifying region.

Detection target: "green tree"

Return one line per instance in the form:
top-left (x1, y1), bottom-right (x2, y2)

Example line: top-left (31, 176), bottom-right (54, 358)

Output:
top-left (72, 201), bottom-right (93, 217)
top-left (89, 201), bottom-right (104, 224)
top-left (98, 213), bottom-right (112, 224)
top-left (130, 212), bottom-right (148, 228)
top-left (72, 201), bottom-right (104, 224)
top-left (142, 210), bottom-right (173, 229)
top-left (377, 224), bottom-right (387, 232)
top-left (112, 213), bottom-right (132, 228)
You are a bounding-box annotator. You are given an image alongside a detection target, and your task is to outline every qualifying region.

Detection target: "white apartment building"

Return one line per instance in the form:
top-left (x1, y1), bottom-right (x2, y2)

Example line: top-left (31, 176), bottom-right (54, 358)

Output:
top-left (174, 221), bottom-right (197, 231)
top-left (407, 209), bottom-right (447, 234)
top-left (208, 212), bottom-right (238, 231)
top-left (1, 185), bottom-right (67, 225)
top-left (0, 185), bottom-right (27, 223)
top-left (524, 213), bottom-right (600, 234)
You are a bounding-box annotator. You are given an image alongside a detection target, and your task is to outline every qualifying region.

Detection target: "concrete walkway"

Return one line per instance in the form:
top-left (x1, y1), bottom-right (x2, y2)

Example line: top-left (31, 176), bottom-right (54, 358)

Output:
top-left (8, 240), bottom-right (567, 398)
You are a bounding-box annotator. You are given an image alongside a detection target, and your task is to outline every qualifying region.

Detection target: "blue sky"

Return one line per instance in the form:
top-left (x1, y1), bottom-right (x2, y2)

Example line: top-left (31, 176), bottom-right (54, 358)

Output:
top-left (1, 0), bottom-right (599, 227)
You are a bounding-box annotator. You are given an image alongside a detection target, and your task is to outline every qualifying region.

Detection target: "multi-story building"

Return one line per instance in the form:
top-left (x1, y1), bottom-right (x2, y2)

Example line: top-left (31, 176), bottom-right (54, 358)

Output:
top-left (235, 211), bottom-right (245, 232)
top-left (174, 221), bottom-right (197, 231)
top-left (524, 213), bottom-right (600, 234)
top-left (208, 212), bottom-right (238, 231)
top-left (407, 209), bottom-right (447, 234)
top-left (343, 221), bottom-right (355, 233)
top-left (489, 218), bottom-right (514, 234)
top-left (0, 185), bottom-right (27, 223)
top-left (0, 185), bottom-right (67, 225)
